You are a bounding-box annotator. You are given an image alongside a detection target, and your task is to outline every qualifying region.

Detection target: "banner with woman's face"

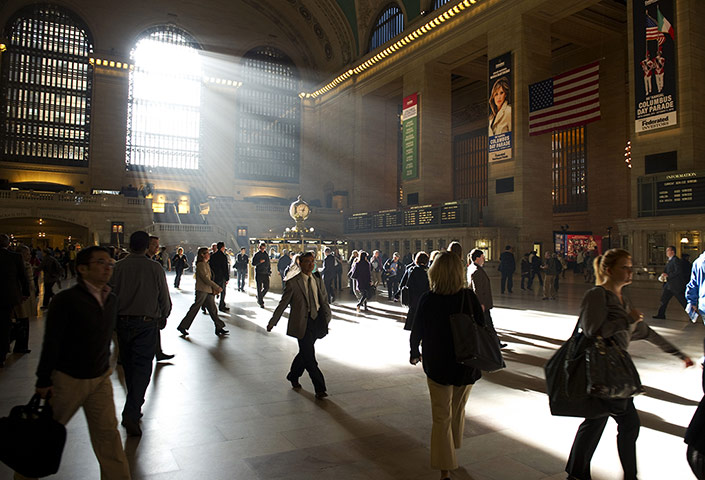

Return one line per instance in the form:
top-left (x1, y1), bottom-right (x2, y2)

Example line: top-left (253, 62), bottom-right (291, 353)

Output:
top-left (488, 53), bottom-right (513, 162)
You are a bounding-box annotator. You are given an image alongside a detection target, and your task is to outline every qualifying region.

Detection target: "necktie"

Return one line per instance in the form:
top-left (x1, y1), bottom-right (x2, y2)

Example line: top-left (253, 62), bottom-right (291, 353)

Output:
top-left (308, 276), bottom-right (318, 320)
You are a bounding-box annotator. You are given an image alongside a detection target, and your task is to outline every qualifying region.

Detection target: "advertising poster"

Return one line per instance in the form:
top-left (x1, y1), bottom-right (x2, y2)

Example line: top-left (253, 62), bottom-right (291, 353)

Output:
top-left (488, 52), bottom-right (512, 162)
top-left (633, 0), bottom-right (677, 133)
top-left (401, 93), bottom-right (418, 180)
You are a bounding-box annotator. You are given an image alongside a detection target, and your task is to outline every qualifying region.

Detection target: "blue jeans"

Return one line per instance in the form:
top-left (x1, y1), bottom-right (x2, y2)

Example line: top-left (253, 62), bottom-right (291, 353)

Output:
top-left (116, 316), bottom-right (158, 421)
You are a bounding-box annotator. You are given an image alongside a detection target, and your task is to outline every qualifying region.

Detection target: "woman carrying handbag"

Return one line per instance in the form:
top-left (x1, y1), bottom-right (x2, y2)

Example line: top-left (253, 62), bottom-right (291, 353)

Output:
top-left (566, 248), bottom-right (693, 480)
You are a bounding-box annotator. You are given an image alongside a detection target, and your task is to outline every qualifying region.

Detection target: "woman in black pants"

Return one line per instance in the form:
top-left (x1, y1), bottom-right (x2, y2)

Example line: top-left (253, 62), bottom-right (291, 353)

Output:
top-left (566, 248), bottom-right (692, 480)
top-left (349, 251), bottom-right (371, 312)
top-left (171, 246), bottom-right (188, 288)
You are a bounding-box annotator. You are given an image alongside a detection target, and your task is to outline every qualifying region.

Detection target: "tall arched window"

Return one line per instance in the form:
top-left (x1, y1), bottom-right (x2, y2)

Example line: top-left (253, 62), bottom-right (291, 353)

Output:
top-left (235, 47), bottom-right (300, 183)
top-left (126, 26), bottom-right (202, 170)
top-left (368, 4), bottom-right (404, 52)
top-left (0, 4), bottom-right (93, 166)
top-left (432, 0), bottom-right (452, 10)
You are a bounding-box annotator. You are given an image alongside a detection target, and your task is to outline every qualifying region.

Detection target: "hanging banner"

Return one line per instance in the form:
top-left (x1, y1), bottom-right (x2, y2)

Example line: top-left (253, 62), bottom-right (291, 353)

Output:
top-left (488, 52), bottom-right (512, 162)
top-left (633, 0), bottom-right (677, 133)
top-left (401, 93), bottom-right (419, 180)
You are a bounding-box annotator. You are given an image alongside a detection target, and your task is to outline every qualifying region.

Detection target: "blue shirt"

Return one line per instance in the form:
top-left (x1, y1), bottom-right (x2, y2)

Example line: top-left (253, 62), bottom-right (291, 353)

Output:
top-left (686, 251), bottom-right (705, 318)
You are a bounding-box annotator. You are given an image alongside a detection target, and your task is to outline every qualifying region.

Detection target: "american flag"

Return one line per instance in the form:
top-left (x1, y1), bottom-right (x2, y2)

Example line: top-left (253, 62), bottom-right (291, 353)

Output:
top-left (528, 61), bottom-right (600, 137)
top-left (646, 15), bottom-right (660, 41)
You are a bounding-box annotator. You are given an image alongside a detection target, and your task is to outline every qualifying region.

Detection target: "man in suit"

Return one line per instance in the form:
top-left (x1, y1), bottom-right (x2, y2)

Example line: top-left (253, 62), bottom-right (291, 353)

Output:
top-left (209, 241), bottom-right (230, 312)
top-left (234, 247), bottom-right (249, 292)
top-left (252, 242), bottom-right (271, 308)
top-left (467, 248), bottom-right (506, 348)
top-left (0, 233), bottom-right (29, 367)
top-left (498, 245), bottom-right (516, 294)
top-left (654, 245), bottom-right (689, 319)
top-left (267, 251), bottom-right (331, 398)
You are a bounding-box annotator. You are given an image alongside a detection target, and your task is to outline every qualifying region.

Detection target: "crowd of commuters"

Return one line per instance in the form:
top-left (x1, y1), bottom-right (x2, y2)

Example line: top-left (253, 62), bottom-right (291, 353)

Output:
top-left (3, 232), bottom-right (705, 480)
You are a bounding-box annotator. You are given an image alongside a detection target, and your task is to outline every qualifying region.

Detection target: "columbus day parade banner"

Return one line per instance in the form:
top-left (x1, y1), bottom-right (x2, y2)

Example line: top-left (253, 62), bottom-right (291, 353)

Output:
top-left (633, 0), bottom-right (677, 133)
top-left (488, 53), bottom-right (512, 162)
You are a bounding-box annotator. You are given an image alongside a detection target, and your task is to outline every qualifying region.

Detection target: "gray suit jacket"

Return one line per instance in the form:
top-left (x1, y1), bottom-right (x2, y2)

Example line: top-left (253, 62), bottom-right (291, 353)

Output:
top-left (268, 271), bottom-right (331, 339)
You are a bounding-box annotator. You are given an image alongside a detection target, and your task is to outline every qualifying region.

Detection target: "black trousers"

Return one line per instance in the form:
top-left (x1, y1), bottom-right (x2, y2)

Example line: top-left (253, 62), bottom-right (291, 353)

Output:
top-left (116, 316), bottom-right (158, 422)
top-left (323, 275), bottom-right (335, 303)
top-left (215, 279), bottom-right (227, 309)
top-left (566, 398), bottom-right (639, 480)
top-left (256, 274), bottom-right (270, 305)
top-left (43, 280), bottom-right (56, 307)
top-left (656, 285), bottom-right (687, 317)
top-left (387, 279), bottom-right (399, 300)
top-left (0, 305), bottom-right (12, 358)
top-left (174, 269), bottom-right (183, 288)
top-left (289, 320), bottom-right (326, 394)
top-left (500, 272), bottom-right (513, 293)
top-left (527, 270), bottom-right (543, 289)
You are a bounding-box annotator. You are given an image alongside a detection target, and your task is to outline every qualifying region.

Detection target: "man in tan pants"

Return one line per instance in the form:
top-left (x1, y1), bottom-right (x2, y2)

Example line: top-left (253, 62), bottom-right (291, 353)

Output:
top-left (17, 246), bottom-right (130, 480)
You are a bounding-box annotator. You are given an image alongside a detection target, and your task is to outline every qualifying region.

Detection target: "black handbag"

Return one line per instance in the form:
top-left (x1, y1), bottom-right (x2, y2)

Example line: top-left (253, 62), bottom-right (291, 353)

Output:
top-left (586, 335), bottom-right (645, 399)
top-left (545, 321), bottom-right (632, 419)
top-left (449, 289), bottom-right (505, 372)
top-left (0, 393), bottom-right (67, 477)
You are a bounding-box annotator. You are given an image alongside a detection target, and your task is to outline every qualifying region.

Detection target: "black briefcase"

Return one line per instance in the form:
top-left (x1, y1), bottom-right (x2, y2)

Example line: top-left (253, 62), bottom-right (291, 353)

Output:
top-left (0, 393), bottom-right (67, 477)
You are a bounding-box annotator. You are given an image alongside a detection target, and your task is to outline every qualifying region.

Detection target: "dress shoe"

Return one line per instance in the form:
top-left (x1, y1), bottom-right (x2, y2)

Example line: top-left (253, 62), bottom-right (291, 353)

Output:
top-left (652, 315), bottom-right (666, 319)
top-left (500, 343), bottom-right (508, 349)
top-left (215, 328), bottom-right (229, 336)
top-left (259, 303), bottom-right (265, 309)
top-left (219, 306), bottom-right (230, 312)
top-left (121, 417), bottom-right (142, 436)
top-left (177, 327), bottom-right (189, 337)
top-left (156, 352), bottom-right (175, 361)
top-left (286, 374), bottom-right (302, 389)
top-left (315, 391), bottom-right (328, 399)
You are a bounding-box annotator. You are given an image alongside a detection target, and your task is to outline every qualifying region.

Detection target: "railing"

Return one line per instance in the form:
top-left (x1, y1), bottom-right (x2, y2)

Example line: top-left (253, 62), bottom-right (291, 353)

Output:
top-left (147, 223), bottom-right (228, 236)
top-left (0, 190), bottom-right (147, 208)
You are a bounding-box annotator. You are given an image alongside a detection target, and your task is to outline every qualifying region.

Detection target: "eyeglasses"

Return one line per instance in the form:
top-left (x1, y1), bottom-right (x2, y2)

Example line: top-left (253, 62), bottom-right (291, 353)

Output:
top-left (90, 259), bottom-right (115, 268)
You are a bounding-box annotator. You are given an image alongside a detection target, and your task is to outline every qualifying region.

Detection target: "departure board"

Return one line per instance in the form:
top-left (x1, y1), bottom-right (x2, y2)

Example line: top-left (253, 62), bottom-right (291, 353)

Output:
top-left (440, 203), bottom-right (461, 224)
top-left (345, 200), bottom-right (474, 233)
top-left (656, 174), bottom-right (705, 210)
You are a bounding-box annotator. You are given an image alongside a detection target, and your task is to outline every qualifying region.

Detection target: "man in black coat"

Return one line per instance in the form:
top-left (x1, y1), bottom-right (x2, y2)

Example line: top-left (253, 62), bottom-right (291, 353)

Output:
top-left (234, 247), bottom-right (249, 292)
top-left (654, 245), bottom-right (688, 319)
top-left (252, 242), bottom-right (271, 308)
top-left (322, 248), bottom-right (337, 304)
top-left (0, 233), bottom-right (29, 367)
top-left (209, 241), bottom-right (230, 312)
top-left (498, 245), bottom-right (516, 294)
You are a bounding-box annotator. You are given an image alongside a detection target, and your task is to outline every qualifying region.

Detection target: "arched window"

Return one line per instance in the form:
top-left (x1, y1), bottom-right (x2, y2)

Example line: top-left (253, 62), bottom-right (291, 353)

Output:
top-left (368, 4), bottom-right (404, 52)
top-left (0, 4), bottom-right (93, 166)
top-left (126, 26), bottom-right (202, 170)
top-left (235, 47), bottom-right (300, 183)
top-left (432, 0), bottom-right (452, 10)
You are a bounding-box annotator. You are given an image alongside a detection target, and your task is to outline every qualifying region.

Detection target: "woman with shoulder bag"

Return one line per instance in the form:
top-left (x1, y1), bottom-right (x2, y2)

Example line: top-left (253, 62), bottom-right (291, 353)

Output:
top-left (410, 251), bottom-right (484, 480)
top-left (566, 248), bottom-right (693, 480)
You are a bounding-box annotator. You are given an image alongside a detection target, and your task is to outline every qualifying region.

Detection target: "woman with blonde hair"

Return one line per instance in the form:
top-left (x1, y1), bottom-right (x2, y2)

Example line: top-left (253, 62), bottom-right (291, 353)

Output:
top-left (177, 247), bottom-right (229, 337)
top-left (566, 248), bottom-right (692, 480)
top-left (410, 251), bottom-right (485, 480)
top-left (489, 76), bottom-right (511, 136)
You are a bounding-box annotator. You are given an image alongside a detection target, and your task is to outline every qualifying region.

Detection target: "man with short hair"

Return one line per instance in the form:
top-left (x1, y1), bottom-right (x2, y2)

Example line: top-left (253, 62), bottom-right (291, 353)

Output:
top-left (234, 247), bottom-right (249, 292)
top-left (322, 247), bottom-right (337, 304)
top-left (31, 246), bottom-right (131, 479)
top-left (267, 251), bottom-right (331, 398)
top-left (209, 241), bottom-right (230, 312)
top-left (370, 250), bottom-right (383, 289)
top-left (112, 231), bottom-right (172, 436)
top-left (253, 242), bottom-right (271, 308)
top-left (147, 235), bottom-right (174, 362)
top-left (498, 245), bottom-right (516, 294)
top-left (467, 248), bottom-right (505, 348)
top-left (654, 245), bottom-right (688, 319)
top-left (383, 252), bottom-right (403, 301)
top-left (0, 233), bottom-right (29, 367)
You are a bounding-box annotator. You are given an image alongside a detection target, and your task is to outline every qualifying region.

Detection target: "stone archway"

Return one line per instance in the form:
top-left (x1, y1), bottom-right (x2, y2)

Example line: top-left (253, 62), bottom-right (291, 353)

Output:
top-left (0, 217), bottom-right (90, 250)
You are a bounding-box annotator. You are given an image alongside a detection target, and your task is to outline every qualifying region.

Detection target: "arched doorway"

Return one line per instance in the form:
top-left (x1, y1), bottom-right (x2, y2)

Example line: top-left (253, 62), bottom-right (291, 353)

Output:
top-left (0, 217), bottom-right (89, 250)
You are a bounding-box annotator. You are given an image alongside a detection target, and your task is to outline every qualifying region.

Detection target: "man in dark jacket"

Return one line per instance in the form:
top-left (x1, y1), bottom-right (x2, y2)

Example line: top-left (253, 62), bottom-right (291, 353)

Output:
top-left (322, 248), bottom-right (337, 304)
top-left (0, 233), bottom-right (29, 367)
top-left (252, 242), bottom-right (271, 308)
top-left (234, 247), bottom-right (249, 292)
top-left (498, 245), bottom-right (516, 294)
top-left (209, 241), bottom-right (230, 312)
top-left (467, 248), bottom-right (505, 348)
top-left (34, 246), bottom-right (131, 478)
top-left (654, 245), bottom-right (689, 319)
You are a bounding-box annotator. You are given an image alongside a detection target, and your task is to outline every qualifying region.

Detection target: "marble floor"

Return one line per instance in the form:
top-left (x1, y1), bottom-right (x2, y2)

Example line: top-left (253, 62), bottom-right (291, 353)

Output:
top-left (1, 272), bottom-right (702, 480)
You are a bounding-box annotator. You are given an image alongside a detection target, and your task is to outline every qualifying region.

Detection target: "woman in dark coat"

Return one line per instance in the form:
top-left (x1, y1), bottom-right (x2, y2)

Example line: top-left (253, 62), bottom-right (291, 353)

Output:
top-left (566, 248), bottom-right (692, 480)
top-left (349, 251), bottom-right (371, 312)
top-left (171, 246), bottom-right (189, 288)
top-left (399, 251), bottom-right (430, 330)
top-left (410, 251), bottom-right (484, 480)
